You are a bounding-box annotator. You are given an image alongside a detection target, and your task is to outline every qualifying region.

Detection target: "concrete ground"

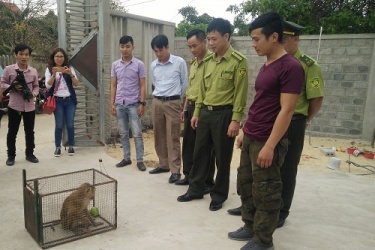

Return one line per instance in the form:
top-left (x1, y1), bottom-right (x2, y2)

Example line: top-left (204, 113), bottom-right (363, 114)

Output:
top-left (0, 114), bottom-right (374, 250)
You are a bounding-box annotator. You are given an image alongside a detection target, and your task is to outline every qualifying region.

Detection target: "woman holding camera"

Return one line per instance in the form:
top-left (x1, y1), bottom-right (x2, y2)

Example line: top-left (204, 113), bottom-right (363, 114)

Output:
top-left (45, 48), bottom-right (79, 157)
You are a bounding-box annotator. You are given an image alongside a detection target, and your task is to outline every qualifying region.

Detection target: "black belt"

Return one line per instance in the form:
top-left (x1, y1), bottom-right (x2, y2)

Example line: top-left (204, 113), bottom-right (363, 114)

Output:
top-left (154, 95), bottom-right (180, 101)
top-left (55, 96), bottom-right (71, 99)
top-left (187, 100), bottom-right (195, 105)
top-left (291, 114), bottom-right (307, 121)
top-left (203, 104), bottom-right (233, 111)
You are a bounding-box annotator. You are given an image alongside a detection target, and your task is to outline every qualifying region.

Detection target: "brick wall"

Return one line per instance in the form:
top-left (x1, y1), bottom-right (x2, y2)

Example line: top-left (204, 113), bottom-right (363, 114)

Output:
top-left (174, 34), bottom-right (375, 141)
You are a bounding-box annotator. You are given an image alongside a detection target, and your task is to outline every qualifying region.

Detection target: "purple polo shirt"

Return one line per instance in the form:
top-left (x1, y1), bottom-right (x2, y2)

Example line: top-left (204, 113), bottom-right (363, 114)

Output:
top-left (0, 64), bottom-right (39, 112)
top-left (111, 56), bottom-right (146, 105)
top-left (243, 54), bottom-right (304, 142)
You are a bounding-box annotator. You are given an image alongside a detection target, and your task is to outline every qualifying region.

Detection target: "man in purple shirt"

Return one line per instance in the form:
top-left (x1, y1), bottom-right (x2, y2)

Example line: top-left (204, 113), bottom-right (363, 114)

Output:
top-left (228, 13), bottom-right (304, 250)
top-left (110, 35), bottom-right (147, 171)
top-left (0, 44), bottom-right (39, 166)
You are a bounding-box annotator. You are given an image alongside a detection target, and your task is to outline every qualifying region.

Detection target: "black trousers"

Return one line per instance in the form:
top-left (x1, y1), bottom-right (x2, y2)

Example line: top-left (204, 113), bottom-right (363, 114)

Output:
top-left (279, 118), bottom-right (306, 220)
top-left (182, 103), bottom-right (215, 186)
top-left (7, 107), bottom-right (36, 157)
top-left (188, 108), bottom-right (235, 202)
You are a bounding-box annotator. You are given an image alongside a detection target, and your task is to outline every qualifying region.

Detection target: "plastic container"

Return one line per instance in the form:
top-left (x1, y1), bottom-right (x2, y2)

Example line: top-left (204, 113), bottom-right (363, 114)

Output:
top-left (363, 152), bottom-right (374, 159)
top-left (347, 147), bottom-right (356, 154)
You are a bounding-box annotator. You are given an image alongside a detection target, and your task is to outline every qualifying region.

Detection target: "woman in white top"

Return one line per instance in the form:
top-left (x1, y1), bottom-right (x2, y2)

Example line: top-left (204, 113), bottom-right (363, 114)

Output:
top-left (45, 48), bottom-right (79, 157)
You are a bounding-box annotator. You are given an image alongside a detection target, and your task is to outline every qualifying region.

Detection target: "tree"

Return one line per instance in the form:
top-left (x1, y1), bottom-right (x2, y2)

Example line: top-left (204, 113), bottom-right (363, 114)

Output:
top-left (175, 6), bottom-right (214, 37)
top-left (0, 0), bottom-right (57, 57)
top-left (233, 0), bottom-right (375, 34)
top-left (110, 0), bottom-right (127, 12)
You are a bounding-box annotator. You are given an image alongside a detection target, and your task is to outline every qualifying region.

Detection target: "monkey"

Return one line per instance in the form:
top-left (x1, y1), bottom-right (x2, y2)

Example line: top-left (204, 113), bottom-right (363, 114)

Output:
top-left (60, 183), bottom-right (103, 233)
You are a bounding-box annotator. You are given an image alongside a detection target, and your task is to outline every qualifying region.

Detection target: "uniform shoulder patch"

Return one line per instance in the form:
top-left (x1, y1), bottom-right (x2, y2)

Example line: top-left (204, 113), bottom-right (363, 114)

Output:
top-left (300, 54), bottom-right (315, 67)
top-left (231, 51), bottom-right (244, 62)
top-left (204, 53), bottom-right (214, 62)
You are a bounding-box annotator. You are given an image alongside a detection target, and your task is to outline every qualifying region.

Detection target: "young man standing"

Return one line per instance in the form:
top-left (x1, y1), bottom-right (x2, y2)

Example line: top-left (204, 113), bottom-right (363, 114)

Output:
top-left (0, 44), bottom-right (39, 166)
top-left (177, 18), bottom-right (249, 212)
top-left (277, 20), bottom-right (324, 227)
top-left (149, 34), bottom-right (188, 183)
top-left (175, 29), bottom-right (215, 193)
top-left (227, 13), bottom-right (304, 250)
top-left (110, 35), bottom-right (147, 171)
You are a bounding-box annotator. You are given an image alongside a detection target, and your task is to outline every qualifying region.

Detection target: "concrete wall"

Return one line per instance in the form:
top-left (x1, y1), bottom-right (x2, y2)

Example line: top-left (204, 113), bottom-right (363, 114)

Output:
top-left (174, 34), bottom-right (375, 141)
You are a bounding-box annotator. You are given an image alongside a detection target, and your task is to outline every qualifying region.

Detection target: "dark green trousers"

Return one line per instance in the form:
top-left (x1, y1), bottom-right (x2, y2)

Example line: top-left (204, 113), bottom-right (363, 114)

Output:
top-left (188, 108), bottom-right (234, 202)
top-left (238, 135), bottom-right (288, 246)
top-left (182, 103), bottom-right (215, 185)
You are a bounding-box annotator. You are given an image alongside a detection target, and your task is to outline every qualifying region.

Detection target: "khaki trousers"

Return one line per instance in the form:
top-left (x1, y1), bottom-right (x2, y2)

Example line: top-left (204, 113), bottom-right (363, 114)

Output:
top-left (152, 98), bottom-right (181, 174)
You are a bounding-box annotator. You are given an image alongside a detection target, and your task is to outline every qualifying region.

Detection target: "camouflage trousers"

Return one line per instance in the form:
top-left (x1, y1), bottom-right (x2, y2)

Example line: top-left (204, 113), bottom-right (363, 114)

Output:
top-left (238, 135), bottom-right (288, 246)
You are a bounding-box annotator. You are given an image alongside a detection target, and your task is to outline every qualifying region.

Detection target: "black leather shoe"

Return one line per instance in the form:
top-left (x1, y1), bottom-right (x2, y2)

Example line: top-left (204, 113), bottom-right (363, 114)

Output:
top-left (175, 176), bottom-right (189, 185)
top-left (209, 200), bottom-right (223, 211)
top-left (227, 206), bottom-right (242, 216)
top-left (6, 157), bottom-right (15, 166)
top-left (168, 173), bottom-right (181, 183)
top-left (26, 155), bottom-right (39, 163)
top-left (276, 218), bottom-right (285, 228)
top-left (116, 159), bottom-right (132, 167)
top-left (149, 167), bottom-right (170, 174)
top-left (177, 192), bottom-right (203, 202)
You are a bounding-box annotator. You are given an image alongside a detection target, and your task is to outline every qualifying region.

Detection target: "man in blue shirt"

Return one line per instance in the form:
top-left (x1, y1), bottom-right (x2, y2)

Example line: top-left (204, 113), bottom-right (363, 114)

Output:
top-left (149, 34), bottom-right (188, 184)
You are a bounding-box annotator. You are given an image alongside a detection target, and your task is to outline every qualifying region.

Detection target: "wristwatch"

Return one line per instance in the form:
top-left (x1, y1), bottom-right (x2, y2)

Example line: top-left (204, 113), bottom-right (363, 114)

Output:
top-left (138, 101), bottom-right (146, 106)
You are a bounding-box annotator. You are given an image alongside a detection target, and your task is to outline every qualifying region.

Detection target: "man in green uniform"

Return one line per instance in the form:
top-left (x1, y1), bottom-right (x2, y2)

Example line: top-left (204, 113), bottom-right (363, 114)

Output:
top-left (175, 29), bottom-right (215, 192)
top-left (177, 18), bottom-right (249, 212)
top-left (277, 20), bottom-right (324, 227)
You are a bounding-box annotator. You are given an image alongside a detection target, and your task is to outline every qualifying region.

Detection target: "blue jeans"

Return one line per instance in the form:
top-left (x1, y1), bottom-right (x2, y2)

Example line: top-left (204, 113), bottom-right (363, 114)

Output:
top-left (116, 103), bottom-right (144, 162)
top-left (54, 97), bottom-right (76, 148)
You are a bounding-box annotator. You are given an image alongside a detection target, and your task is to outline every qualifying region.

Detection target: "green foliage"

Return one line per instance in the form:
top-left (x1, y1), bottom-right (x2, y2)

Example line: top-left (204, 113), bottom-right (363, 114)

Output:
top-left (0, 0), bottom-right (57, 57)
top-left (175, 6), bottom-right (213, 37)
top-left (110, 0), bottom-right (127, 12)
top-left (239, 0), bottom-right (375, 34)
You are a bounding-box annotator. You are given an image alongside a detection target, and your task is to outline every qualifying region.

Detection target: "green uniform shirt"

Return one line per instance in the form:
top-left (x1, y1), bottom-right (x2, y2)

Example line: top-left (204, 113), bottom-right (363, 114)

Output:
top-left (186, 51), bottom-right (212, 101)
top-left (194, 45), bottom-right (249, 122)
top-left (294, 49), bottom-right (324, 116)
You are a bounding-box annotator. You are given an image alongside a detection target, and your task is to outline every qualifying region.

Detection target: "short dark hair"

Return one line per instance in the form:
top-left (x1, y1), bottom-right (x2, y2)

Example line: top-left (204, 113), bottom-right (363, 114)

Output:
top-left (151, 35), bottom-right (169, 50)
top-left (249, 12), bottom-right (283, 42)
top-left (14, 44), bottom-right (32, 55)
top-left (119, 35), bottom-right (134, 45)
top-left (186, 29), bottom-right (206, 41)
top-left (207, 18), bottom-right (232, 39)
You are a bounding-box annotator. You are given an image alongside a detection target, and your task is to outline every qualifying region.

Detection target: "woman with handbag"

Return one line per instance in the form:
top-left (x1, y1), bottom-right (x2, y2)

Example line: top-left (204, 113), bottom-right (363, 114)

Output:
top-left (45, 48), bottom-right (79, 157)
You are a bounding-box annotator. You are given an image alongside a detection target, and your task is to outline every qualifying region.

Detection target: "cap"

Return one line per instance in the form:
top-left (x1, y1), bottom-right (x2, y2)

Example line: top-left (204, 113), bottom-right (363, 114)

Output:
top-left (283, 20), bottom-right (305, 36)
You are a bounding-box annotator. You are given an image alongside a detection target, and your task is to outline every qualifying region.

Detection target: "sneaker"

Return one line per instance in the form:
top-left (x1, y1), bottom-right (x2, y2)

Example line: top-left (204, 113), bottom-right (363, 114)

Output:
top-left (116, 159), bottom-right (132, 168)
top-left (137, 162), bottom-right (146, 171)
top-left (26, 155), bottom-right (39, 163)
top-left (240, 240), bottom-right (274, 250)
top-left (68, 147), bottom-right (75, 156)
top-left (228, 227), bottom-right (253, 241)
top-left (6, 157), bottom-right (15, 166)
top-left (54, 148), bottom-right (61, 157)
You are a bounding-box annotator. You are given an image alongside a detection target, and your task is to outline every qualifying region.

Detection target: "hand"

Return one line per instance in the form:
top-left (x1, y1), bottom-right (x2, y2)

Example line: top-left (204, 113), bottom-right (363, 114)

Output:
top-left (256, 144), bottom-right (274, 168)
top-left (52, 67), bottom-right (58, 75)
top-left (138, 104), bottom-right (144, 116)
top-left (227, 120), bottom-right (240, 137)
top-left (111, 105), bottom-right (116, 116)
top-left (63, 66), bottom-right (73, 77)
top-left (180, 111), bottom-right (185, 121)
top-left (191, 116), bottom-right (198, 130)
top-left (236, 133), bottom-right (243, 149)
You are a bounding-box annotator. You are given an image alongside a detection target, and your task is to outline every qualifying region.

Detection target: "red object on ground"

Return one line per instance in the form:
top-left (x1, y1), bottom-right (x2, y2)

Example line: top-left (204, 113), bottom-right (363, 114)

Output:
top-left (363, 152), bottom-right (374, 159)
top-left (347, 147), bottom-right (356, 154)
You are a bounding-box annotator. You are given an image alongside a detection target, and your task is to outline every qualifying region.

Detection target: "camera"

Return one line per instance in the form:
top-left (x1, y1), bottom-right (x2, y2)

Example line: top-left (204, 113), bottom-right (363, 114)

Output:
top-left (3, 70), bottom-right (33, 102)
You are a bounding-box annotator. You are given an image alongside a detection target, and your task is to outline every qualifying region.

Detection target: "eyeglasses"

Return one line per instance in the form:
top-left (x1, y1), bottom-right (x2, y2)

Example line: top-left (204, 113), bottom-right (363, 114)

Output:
top-left (54, 56), bottom-right (64, 58)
